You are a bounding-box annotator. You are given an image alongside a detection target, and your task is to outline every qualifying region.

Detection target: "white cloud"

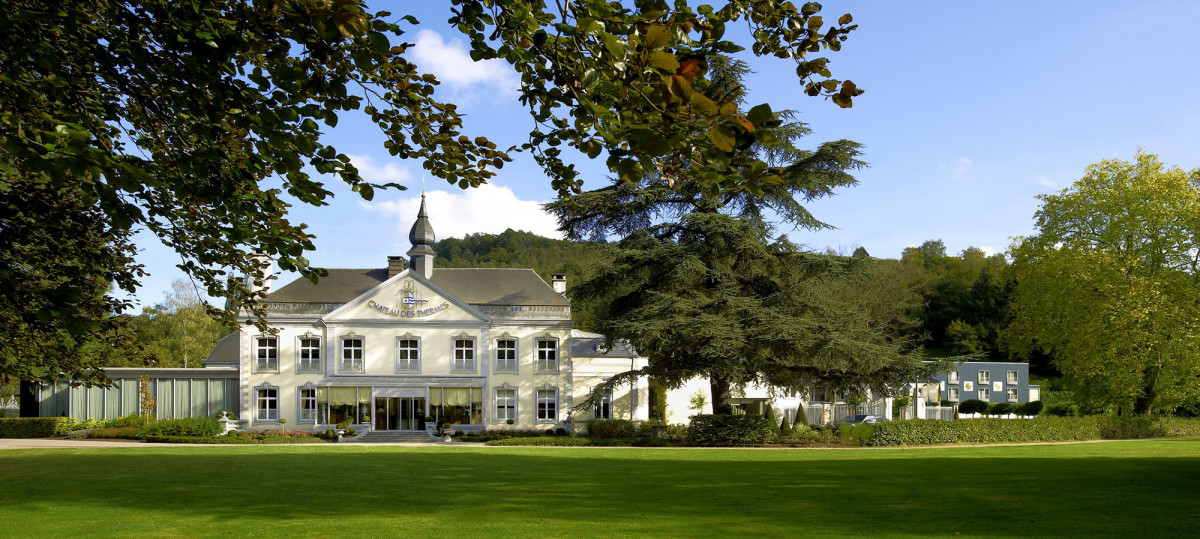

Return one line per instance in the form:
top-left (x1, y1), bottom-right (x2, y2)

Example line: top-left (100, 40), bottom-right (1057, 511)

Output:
top-left (346, 154), bottom-right (413, 184)
top-left (408, 30), bottom-right (519, 100)
top-left (938, 157), bottom-right (973, 180)
top-left (1037, 175), bottom-right (1057, 187)
top-left (363, 184), bottom-right (562, 244)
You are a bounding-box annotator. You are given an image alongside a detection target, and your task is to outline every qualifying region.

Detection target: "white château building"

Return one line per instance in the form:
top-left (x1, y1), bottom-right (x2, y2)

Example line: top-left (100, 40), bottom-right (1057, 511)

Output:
top-left (205, 197), bottom-right (650, 433)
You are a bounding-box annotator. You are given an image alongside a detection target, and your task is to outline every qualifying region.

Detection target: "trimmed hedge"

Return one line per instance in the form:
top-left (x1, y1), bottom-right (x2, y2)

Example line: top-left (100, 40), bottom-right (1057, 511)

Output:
top-left (136, 417), bottom-right (222, 438)
top-left (483, 436), bottom-right (673, 447)
top-left (89, 427), bottom-right (142, 440)
top-left (588, 419), bottom-right (636, 438)
top-left (866, 417), bottom-right (1104, 446)
top-left (865, 416), bottom-right (1200, 446)
top-left (687, 414), bottom-right (778, 446)
top-left (143, 434), bottom-right (325, 444)
top-left (0, 417), bottom-right (74, 438)
top-left (485, 436), bottom-right (592, 447)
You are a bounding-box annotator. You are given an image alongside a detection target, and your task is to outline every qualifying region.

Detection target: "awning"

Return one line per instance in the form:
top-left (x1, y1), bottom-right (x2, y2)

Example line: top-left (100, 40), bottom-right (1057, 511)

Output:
top-left (315, 375), bottom-right (486, 388)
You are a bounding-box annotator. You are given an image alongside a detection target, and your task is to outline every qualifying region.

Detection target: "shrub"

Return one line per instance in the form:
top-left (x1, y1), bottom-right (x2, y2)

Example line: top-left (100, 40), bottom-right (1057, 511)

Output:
top-left (988, 403), bottom-right (1014, 416)
top-left (555, 427), bottom-right (568, 436)
top-left (1160, 417), bottom-right (1200, 437)
top-left (89, 427), bottom-right (141, 439)
top-left (588, 419), bottom-right (636, 439)
top-left (957, 399), bottom-right (989, 414)
top-left (485, 436), bottom-right (592, 447)
top-left (779, 416), bottom-right (793, 438)
top-left (0, 417), bottom-right (74, 438)
top-left (136, 417), bottom-right (222, 438)
top-left (866, 417), bottom-right (1104, 446)
top-left (764, 405), bottom-right (780, 436)
top-left (1018, 401), bottom-right (1044, 416)
top-left (687, 414), bottom-right (778, 446)
top-left (336, 419), bottom-right (352, 430)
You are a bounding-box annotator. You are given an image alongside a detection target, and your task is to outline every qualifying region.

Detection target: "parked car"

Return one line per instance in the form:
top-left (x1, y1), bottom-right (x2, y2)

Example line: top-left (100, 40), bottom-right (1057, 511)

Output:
top-left (841, 414), bottom-right (882, 425)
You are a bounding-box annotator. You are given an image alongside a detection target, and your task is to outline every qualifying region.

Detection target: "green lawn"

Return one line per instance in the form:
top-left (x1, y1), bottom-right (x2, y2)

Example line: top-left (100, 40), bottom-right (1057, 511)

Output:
top-left (2, 440), bottom-right (1198, 537)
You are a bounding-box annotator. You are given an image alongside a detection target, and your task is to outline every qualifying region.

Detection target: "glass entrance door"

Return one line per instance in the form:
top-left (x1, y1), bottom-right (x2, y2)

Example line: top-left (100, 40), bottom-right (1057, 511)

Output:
top-left (400, 397), bottom-right (427, 430)
top-left (374, 396), bottom-right (427, 431)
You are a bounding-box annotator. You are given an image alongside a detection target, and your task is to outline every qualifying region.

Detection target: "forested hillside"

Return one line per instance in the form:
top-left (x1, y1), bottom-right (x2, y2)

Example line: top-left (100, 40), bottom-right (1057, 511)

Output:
top-left (434, 229), bottom-right (608, 329)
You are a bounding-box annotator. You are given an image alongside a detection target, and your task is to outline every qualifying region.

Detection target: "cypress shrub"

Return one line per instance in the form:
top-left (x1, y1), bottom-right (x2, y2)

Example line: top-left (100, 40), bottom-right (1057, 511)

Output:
top-left (0, 417), bottom-right (74, 438)
top-left (764, 405), bottom-right (780, 436)
top-left (687, 414), bottom-right (778, 446)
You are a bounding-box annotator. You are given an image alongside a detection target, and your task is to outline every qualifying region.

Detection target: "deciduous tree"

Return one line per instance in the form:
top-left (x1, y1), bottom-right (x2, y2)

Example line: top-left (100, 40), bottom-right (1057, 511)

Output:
top-left (1, 0), bottom-right (862, 383)
top-left (1005, 151), bottom-right (1200, 415)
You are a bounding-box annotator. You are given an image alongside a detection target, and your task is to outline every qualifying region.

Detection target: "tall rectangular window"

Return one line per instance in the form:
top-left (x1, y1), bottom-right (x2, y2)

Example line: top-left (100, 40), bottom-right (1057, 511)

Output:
top-left (256, 337), bottom-right (278, 371)
top-left (453, 338), bottom-right (475, 372)
top-left (396, 338), bottom-right (420, 372)
top-left (978, 370), bottom-right (990, 384)
top-left (256, 388), bottom-right (278, 421)
top-left (1007, 370), bottom-right (1019, 385)
top-left (536, 339), bottom-right (558, 372)
top-left (341, 337), bottom-right (364, 371)
top-left (300, 388), bottom-right (317, 421)
top-left (298, 337), bottom-right (321, 373)
top-left (594, 387), bottom-right (612, 420)
top-left (948, 387), bottom-right (960, 402)
top-left (495, 339), bottom-right (517, 372)
top-left (978, 388), bottom-right (991, 402)
top-left (948, 371), bottom-right (959, 383)
top-left (495, 388), bottom-right (516, 422)
top-left (536, 388), bottom-right (557, 422)
top-left (1007, 388), bottom-right (1018, 403)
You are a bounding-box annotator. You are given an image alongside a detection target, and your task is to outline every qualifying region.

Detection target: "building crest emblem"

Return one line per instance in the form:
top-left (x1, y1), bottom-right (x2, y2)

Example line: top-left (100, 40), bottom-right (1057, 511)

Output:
top-left (367, 279), bottom-right (449, 318)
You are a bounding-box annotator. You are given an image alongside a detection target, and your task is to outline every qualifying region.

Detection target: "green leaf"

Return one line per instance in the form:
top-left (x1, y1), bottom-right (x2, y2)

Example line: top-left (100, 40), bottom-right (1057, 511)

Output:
top-left (709, 125), bottom-right (736, 152)
top-left (644, 24), bottom-right (671, 49)
top-left (690, 92), bottom-right (718, 115)
top-left (648, 51), bottom-right (679, 72)
top-left (747, 103), bottom-right (773, 125)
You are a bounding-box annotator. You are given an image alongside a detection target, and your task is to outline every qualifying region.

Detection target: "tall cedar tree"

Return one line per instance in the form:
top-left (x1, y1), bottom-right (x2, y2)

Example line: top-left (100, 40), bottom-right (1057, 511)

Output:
top-left (549, 58), bottom-right (923, 413)
top-left (1, 0), bottom-right (860, 384)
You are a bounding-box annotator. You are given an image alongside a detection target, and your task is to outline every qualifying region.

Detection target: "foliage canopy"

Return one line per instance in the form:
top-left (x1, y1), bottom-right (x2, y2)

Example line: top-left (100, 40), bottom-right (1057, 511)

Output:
top-left (0, 0), bottom-right (861, 383)
top-left (1005, 151), bottom-right (1200, 415)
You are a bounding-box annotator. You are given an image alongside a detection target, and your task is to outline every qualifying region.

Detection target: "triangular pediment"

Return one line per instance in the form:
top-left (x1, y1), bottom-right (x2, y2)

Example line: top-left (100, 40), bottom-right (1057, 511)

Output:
top-left (322, 269), bottom-right (490, 323)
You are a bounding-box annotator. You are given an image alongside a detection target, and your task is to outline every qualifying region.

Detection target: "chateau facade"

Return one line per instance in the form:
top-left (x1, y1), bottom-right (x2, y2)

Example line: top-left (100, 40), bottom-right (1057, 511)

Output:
top-left (207, 197), bottom-right (649, 433)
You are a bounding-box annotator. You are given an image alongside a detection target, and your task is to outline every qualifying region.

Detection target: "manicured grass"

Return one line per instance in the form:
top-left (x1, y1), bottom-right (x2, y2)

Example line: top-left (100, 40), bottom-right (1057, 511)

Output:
top-left (2, 440), bottom-right (1198, 537)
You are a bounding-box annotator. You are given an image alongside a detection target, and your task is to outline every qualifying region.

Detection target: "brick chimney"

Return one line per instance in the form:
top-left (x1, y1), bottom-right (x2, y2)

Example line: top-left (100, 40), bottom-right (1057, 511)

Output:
top-left (387, 255), bottom-right (406, 278)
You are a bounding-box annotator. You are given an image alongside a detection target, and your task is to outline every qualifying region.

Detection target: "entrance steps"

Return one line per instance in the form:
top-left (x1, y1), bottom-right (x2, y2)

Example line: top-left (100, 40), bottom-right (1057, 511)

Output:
top-left (354, 430), bottom-right (434, 443)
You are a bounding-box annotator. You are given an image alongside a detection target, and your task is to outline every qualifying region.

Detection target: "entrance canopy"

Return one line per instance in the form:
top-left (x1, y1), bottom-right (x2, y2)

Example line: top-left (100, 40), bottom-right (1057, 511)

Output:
top-left (316, 376), bottom-right (486, 388)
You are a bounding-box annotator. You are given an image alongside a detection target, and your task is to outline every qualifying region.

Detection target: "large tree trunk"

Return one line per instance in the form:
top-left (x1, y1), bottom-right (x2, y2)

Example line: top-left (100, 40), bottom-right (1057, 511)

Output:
top-left (1133, 366), bottom-right (1160, 416)
top-left (710, 376), bottom-right (733, 415)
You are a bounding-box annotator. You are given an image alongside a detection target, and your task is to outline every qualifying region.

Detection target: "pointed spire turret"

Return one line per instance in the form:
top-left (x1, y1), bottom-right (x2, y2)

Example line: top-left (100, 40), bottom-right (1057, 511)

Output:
top-left (407, 194), bottom-right (436, 278)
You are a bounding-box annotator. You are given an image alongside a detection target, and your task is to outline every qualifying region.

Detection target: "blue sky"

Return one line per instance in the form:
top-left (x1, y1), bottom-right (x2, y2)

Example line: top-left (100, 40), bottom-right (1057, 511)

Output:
top-left (128, 1), bottom-right (1200, 308)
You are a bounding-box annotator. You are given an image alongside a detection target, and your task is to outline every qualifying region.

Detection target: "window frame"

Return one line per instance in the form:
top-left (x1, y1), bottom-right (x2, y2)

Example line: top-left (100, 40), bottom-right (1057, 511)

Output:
top-left (978, 388), bottom-right (991, 402)
top-left (255, 384), bottom-right (279, 422)
top-left (452, 335), bottom-right (476, 373)
top-left (948, 370), bottom-right (959, 383)
top-left (535, 338), bottom-right (559, 373)
top-left (978, 370), bottom-right (990, 384)
top-left (394, 334), bottom-right (421, 373)
top-left (948, 387), bottom-right (960, 402)
top-left (254, 335), bottom-right (279, 373)
top-left (1007, 388), bottom-right (1018, 403)
top-left (298, 386), bottom-right (317, 422)
top-left (340, 335), bottom-right (364, 373)
top-left (494, 336), bottom-right (518, 374)
top-left (296, 335), bottom-right (322, 374)
top-left (495, 385), bottom-right (517, 423)
top-left (536, 387), bottom-right (558, 423)
top-left (1007, 370), bottom-right (1019, 385)
top-left (593, 386), bottom-right (613, 420)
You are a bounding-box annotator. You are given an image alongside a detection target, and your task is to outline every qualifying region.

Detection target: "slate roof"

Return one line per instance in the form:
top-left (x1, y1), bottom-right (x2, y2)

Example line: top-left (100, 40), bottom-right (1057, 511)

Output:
top-left (567, 329), bottom-right (639, 358)
top-left (265, 267), bottom-right (570, 307)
